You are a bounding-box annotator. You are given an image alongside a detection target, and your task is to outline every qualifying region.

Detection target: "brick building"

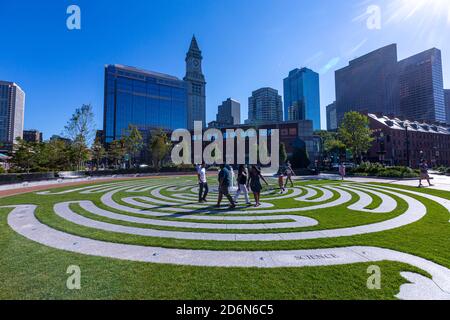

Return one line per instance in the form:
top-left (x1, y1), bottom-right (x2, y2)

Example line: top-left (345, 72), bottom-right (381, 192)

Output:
top-left (367, 113), bottom-right (450, 168)
top-left (201, 120), bottom-right (321, 166)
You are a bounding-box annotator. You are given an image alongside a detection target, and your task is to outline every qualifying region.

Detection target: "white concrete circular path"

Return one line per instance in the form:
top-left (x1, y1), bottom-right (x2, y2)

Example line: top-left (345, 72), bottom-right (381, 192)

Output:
top-left (2, 180), bottom-right (450, 300)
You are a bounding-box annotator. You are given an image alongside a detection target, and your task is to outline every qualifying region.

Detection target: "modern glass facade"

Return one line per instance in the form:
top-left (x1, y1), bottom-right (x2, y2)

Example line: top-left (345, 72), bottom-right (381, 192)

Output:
top-left (283, 68), bottom-right (321, 130)
top-left (103, 65), bottom-right (187, 143)
top-left (0, 81), bottom-right (25, 150)
top-left (335, 44), bottom-right (400, 125)
top-left (399, 48), bottom-right (446, 123)
top-left (246, 87), bottom-right (283, 124)
top-left (326, 102), bottom-right (337, 131)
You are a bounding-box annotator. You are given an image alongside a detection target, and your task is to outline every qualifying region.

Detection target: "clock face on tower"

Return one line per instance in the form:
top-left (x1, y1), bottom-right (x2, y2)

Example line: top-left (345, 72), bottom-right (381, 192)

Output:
top-left (193, 59), bottom-right (199, 68)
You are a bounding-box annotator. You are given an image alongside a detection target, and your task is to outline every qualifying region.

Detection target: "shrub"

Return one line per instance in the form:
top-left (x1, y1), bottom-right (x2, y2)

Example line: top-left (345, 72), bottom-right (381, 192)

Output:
top-left (349, 163), bottom-right (419, 178)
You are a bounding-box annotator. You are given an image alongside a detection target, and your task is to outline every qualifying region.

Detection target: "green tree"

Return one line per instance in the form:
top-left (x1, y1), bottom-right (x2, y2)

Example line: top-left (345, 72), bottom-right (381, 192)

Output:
top-left (338, 112), bottom-right (374, 164)
top-left (64, 104), bottom-right (96, 170)
top-left (150, 129), bottom-right (171, 170)
top-left (291, 147), bottom-right (310, 169)
top-left (44, 139), bottom-right (71, 171)
top-left (315, 130), bottom-right (347, 163)
top-left (279, 142), bottom-right (288, 164)
top-left (10, 138), bottom-right (37, 173)
top-left (290, 140), bottom-right (311, 169)
top-left (124, 125), bottom-right (144, 168)
top-left (108, 139), bottom-right (127, 169)
top-left (91, 137), bottom-right (106, 170)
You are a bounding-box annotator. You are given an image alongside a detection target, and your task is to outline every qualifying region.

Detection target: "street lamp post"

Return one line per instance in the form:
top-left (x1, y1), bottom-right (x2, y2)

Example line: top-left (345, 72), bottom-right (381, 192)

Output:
top-left (376, 131), bottom-right (386, 164)
top-left (405, 124), bottom-right (411, 168)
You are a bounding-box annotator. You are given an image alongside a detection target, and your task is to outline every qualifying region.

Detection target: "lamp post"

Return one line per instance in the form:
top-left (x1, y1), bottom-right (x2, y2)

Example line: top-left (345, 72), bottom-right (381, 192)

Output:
top-left (376, 131), bottom-right (386, 165)
top-left (405, 123), bottom-right (411, 168)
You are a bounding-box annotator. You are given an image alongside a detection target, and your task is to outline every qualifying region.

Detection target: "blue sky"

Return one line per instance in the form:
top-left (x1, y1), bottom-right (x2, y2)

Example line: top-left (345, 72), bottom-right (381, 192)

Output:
top-left (1, 0), bottom-right (449, 137)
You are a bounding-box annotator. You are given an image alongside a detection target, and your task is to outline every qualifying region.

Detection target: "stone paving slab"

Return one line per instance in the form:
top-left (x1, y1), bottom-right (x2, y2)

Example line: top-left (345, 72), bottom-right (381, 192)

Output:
top-left (5, 204), bottom-right (450, 300)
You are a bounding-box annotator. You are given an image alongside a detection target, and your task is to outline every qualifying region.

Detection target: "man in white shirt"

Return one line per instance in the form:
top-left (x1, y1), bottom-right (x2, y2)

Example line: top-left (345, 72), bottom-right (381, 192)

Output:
top-left (198, 162), bottom-right (209, 203)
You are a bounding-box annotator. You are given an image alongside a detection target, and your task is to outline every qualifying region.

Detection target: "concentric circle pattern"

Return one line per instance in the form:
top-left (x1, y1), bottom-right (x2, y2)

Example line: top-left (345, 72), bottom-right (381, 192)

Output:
top-left (3, 178), bottom-right (450, 300)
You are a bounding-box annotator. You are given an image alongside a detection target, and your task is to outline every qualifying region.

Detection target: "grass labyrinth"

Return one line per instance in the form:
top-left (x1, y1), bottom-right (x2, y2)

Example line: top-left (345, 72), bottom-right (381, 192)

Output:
top-left (0, 176), bottom-right (449, 300)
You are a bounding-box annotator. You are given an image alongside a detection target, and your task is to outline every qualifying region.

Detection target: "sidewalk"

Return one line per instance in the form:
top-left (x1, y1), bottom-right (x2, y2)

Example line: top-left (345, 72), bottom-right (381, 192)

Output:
top-left (344, 174), bottom-right (450, 191)
top-left (289, 173), bottom-right (450, 191)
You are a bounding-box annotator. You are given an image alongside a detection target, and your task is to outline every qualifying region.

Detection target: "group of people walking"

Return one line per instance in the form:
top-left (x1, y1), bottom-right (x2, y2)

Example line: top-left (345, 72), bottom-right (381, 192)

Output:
top-left (196, 163), bottom-right (294, 209)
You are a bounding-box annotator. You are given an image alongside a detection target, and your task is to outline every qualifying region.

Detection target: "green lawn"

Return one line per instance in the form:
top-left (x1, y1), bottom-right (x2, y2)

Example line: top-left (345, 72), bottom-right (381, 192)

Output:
top-left (0, 177), bottom-right (449, 300)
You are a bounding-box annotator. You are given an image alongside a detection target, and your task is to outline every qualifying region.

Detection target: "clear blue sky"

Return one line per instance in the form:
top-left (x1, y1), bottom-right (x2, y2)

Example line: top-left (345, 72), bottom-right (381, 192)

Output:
top-left (1, 0), bottom-right (449, 138)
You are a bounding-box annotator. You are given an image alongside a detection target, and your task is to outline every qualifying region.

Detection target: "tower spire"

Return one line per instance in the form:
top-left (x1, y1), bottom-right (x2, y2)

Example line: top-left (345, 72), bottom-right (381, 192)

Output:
top-left (189, 35), bottom-right (200, 52)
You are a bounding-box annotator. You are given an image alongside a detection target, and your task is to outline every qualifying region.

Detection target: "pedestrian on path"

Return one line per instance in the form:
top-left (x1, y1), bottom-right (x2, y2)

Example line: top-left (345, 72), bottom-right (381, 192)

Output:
top-left (284, 161), bottom-right (295, 188)
top-left (248, 165), bottom-right (269, 208)
top-left (217, 164), bottom-right (236, 209)
top-left (419, 160), bottom-right (433, 188)
top-left (339, 163), bottom-right (346, 181)
top-left (198, 162), bottom-right (208, 203)
top-left (278, 168), bottom-right (286, 194)
top-left (234, 165), bottom-right (251, 205)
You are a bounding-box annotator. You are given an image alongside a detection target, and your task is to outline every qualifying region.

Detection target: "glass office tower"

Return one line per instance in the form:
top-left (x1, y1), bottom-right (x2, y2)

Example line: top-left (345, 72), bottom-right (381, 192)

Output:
top-left (326, 102), bottom-right (337, 131)
top-left (335, 44), bottom-right (400, 125)
top-left (399, 48), bottom-right (446, 123)
top-left (247, 87), bottom-right (283, 125)
top-left (103, 65), bottom-right (188, 143)
top-left (283, 68), bottom-right (321, 131)
top-left (0, 81), bottom-right (25, 151)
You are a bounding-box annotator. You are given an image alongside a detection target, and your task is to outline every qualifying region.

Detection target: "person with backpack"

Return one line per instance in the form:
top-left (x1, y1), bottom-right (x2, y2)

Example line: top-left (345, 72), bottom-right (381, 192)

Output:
top-left (217, 164), bottom-right (236, 209)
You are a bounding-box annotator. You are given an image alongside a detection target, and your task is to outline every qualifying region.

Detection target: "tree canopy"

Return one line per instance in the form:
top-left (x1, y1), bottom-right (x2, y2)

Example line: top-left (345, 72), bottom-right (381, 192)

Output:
top-left (338, 112), bottom-right (374, 163)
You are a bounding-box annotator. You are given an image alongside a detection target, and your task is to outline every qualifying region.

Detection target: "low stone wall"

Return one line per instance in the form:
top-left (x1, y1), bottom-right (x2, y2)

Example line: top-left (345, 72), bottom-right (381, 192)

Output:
top-left (0, 172), bottom-right (56, 185)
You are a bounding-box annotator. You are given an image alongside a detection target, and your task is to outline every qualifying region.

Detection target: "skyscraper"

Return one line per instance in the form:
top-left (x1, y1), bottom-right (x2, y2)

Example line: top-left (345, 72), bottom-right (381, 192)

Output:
top-left (0, 81), bottom-right (25, 151)
top-left (247, 88), bottom-right (283, 124)
top-left (216, 98), bottom-right (241, 125)
top-left (399, 48), bottom-right (446, 123)
top-left (326, 102), bottom-right (337, 131)
top-left (103, 65), bottom-right (187, 143)
top-left (283, 68), bottom-right (321, 130)
top-left (335, 44), bottom-right (400, 124)
top-left (184, 36), bottom-right (206, 130)
top-left (23, 130), bottom-right (43, 143)
top-left (445, 89), bottom-right (450, 124)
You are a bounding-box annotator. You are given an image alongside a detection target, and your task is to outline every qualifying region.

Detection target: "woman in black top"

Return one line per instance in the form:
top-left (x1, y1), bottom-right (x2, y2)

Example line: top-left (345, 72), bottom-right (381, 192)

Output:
top-left (248, 165), bottom-right (269, 207)
top-left (234, 165), bottom-right (251, 205)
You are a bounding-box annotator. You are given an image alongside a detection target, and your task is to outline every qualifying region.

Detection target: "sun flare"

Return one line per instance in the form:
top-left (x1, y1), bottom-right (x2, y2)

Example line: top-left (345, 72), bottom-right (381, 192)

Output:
top-left (387, 0), bottom-right (450, 25)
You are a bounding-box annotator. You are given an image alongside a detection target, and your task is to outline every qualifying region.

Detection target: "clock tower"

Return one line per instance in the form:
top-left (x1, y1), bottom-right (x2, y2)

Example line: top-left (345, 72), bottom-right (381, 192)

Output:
top-left (184, 35), bottom-right (206, 130)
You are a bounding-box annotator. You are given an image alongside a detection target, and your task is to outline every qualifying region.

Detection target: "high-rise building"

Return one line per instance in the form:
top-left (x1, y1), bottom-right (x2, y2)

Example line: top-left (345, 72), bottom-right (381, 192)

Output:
top-left (23, 130), bottom-right (43, 143)
top-left (216, 98), bottom-right (240, 126)
top-left (246, 87), bottom-right (283, 124)
top-left (184, 36), bottom-right (206, 130)
top-left (335, 44), bottom-right (447, 125)
top-left (335, 44), bottom-right (400, 124)
top-left (103, 64), bottom-right (188, 143)
top-left (283, 68), bottom-right (321, 130)
top-left (326, 102), bottom-right (337, 131)
top-left (398, 48), bottom-right (446, 123)
top-left (445, 89), bottom-right (450, 124)
top-left (0, 81), bottom-right (25, 151)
